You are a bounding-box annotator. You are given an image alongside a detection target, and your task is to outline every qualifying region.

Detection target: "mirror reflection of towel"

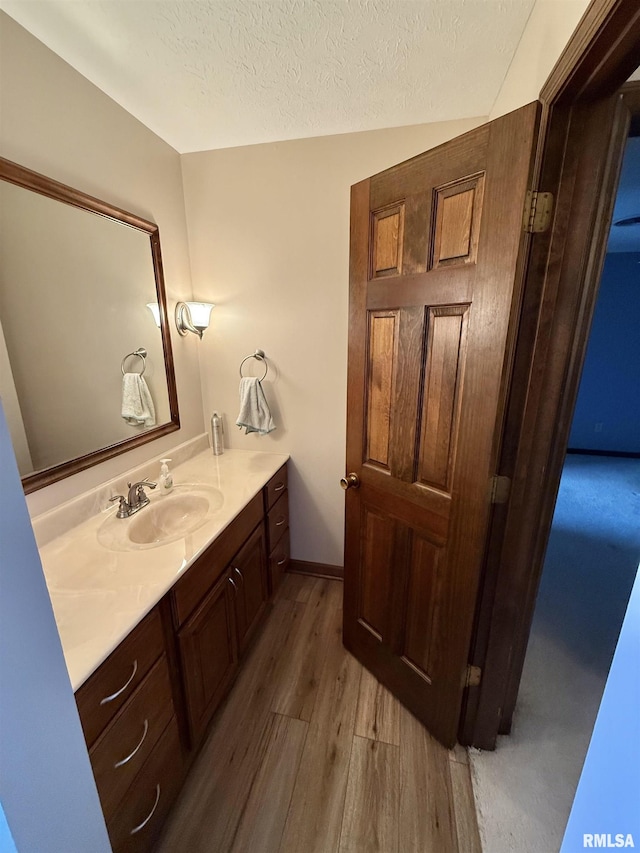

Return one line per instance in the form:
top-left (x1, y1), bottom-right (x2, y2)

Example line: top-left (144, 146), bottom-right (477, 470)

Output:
top-left (121, 373), bottom-right (156, 427)
top-left (236, 377), bottom-right (275, 435)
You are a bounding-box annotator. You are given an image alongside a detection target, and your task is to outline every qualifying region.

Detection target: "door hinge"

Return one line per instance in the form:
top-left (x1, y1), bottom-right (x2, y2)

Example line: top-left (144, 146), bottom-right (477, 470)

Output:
top-left (490, 475), bottom-right (511, 505)
top-left (465, 665), bottom-right (482, 688)
top-left (523, 190), bottom-right (553, 233)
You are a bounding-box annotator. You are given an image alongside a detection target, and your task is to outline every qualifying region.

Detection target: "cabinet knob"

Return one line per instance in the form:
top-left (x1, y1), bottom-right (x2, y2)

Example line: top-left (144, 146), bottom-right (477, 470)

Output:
top-left (228, 576), bottom-right (239, 596)
top-left (340, 473), bottom-right (360, 491)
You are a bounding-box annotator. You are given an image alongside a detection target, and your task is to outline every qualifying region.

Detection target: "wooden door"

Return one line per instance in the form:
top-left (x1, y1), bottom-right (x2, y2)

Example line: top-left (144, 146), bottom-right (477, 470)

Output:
top-left (177, 572), bottom-right (238, 747)
top-left (231, 523), bottom-right (268, 653)
top-left (343, 103), bottom-right (540, 747)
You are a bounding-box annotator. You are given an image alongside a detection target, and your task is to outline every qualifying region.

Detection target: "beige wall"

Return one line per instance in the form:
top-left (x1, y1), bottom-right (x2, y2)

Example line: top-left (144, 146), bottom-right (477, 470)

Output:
top-left (1, 0), bottom-right (589, 542)
top-left (0, 13), bottom-right (204, 516)
top-left (490, 0), bottom-right (591, 119)
top-left (182, 117), bottom-right (486, 567)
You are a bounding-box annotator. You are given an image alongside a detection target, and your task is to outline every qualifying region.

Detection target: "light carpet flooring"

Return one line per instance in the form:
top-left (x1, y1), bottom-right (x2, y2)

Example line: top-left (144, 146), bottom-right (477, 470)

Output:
top-left (470, 454), bottom-right (640, 853)
top-left (158, 572), bottom-right (481, 853)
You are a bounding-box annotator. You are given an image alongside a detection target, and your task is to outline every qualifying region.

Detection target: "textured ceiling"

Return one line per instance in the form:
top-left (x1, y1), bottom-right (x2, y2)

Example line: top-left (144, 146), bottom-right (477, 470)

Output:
top-left (1, 0), bottom-right (535, 153)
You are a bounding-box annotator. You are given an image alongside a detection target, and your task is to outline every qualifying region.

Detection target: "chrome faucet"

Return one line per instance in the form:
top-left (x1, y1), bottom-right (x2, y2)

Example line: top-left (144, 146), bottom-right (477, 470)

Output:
top-left (109, 479), bottom-right (157, 518)
top-left (127, 479), bottom-right (157, 509)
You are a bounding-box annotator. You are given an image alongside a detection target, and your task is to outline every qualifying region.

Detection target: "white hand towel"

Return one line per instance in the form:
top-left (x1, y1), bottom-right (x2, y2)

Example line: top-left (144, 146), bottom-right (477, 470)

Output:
top-left (121, 373), bottom-right (156, 427)
top-left (236, 377), bottom-right (275, 435)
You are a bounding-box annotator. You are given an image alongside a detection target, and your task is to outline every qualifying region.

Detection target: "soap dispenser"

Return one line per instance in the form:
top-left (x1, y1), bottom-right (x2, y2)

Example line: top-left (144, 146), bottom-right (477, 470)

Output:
top-left (159, 458), bottom-right (174, 494)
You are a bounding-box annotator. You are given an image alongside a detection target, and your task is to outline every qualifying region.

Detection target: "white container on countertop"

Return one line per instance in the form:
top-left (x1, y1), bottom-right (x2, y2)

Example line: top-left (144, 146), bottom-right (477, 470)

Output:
top-left (159, 458), bottom-right (174, 494)
top-left (211, 412), bottom-right (224, 456)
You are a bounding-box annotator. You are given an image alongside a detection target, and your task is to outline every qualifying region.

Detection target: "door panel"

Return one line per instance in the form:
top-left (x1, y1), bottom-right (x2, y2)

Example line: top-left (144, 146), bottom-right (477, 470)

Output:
top-left (344, 103), bottom-right (540, 747)
top-left (418, 305), bottom-right (468, 491)
top-left (358, 504), bottom-right (395, 641)
top-left (431, 173), bottom-right (485, 269)
top-left (365, 311), bottom-right (397, 470)
top-left (402, 532), bottom-right (443, 682)
top-left (371, 203), bottom-right (405, 277)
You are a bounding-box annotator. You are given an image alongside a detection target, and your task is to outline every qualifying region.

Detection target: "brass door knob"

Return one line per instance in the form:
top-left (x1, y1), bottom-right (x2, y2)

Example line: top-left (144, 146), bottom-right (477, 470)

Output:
top-left (340, 473), bottom-right (360, 490)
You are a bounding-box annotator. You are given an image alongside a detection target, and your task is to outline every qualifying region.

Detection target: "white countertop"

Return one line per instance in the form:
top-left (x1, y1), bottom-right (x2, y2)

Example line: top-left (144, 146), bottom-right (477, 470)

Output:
top-left (35, 448), bottom-right (289, 691)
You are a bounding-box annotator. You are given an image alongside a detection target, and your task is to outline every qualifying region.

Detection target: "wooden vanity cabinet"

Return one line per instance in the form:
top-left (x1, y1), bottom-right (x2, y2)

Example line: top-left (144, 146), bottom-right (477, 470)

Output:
top-left (173, 515), bottom-right (269, 747)
top-left (75, 604), bottom-right (184, 853)
top-left (171, 492), bottom-right (263, 626)
top-left (176, 569), bottom-right (238, 747)
top-left (230, 522), bottom-right (268, 654)
top-left (75, 607), bottom-right (165, 749)
top-left (265, 464), bottom-right (290, 594)
top-left (106, 719), bottom-right (183, 853)
top-left (176, 521), bottom-right (269, 746)
top-left (89, 656), bottom-right (174, 819)
top-left (269, 530), bottom-right (290, 595)
top-left (265, 462), bottom-right (288, 509)
top-left (75, 461), bottom-right (289, 849)
top-left (170, 491), bottom-right (266, 748)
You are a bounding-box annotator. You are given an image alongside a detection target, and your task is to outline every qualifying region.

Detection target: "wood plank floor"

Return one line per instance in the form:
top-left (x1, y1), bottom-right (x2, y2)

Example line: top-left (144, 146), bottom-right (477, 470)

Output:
top-left (157, 574), bottom-right (481, 853)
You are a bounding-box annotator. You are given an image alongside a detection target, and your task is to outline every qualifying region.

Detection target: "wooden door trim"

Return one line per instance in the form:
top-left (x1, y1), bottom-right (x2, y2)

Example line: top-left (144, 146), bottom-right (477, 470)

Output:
top-left (540, 0), bottom-right (640, 104)
top-left (461, 0), bottom-right (640, 748)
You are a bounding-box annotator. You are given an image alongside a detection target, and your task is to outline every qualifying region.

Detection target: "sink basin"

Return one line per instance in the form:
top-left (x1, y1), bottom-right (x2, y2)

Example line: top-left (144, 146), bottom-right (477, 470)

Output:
top-left (128, 493), bottom-right (210, 544)
top-left (97, 484), bottom-right (224, 550)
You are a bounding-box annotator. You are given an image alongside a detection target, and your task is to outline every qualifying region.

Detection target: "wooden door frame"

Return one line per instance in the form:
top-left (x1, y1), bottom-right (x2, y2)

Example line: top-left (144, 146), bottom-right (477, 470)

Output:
top-left (459, 0), bottom-right (640, 749)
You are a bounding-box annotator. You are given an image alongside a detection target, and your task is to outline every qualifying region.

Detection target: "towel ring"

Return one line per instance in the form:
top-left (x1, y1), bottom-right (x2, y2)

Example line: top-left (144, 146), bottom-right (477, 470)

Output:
top-left (121, 348), bottom-right (147, 376)
top-left (239, 349), bottom-right (268, 381)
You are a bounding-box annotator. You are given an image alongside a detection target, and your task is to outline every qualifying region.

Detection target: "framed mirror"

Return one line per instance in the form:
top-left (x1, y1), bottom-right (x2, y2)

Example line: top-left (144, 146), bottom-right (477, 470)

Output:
top-left (0, 157), bottom-right (180, 493)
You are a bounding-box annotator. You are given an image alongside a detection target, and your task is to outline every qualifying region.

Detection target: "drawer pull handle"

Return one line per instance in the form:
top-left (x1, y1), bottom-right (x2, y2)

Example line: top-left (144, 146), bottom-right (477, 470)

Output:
top-left (228, 576), bottom-right (239, 596)
top-left (274, 482), bottom-right (285, 492)
top-left (114, 719), bottom-right (149, 768)
top-left (276, 556), bottom-right (287, 566)
top-left (234, 567), bottom-right (244, 584)
top-left (275, 516), bottom-right (286, 527)
top-left (100, 660), bottom-right (138, 705)
top-left (130, 784), bottom-right (161, 835)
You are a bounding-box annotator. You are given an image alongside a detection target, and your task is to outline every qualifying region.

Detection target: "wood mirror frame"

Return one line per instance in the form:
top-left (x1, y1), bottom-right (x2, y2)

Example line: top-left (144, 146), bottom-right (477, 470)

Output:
top-left (0, 157), bottom-right (180, 493)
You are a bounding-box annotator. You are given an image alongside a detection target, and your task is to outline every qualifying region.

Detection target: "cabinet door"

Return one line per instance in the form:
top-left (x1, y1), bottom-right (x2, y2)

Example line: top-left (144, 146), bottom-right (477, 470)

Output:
top-left (230, 524), bottom-right (268, 654)
top-left (177, 573), bottom-right (238, 747)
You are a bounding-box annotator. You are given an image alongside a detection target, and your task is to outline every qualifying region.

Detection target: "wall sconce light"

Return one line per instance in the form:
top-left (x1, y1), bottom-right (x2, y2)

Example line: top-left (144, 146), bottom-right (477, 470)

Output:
top-left (175, 301), bottom-right (215, 339)
top-left (146, 303), bottom-right (161, 327)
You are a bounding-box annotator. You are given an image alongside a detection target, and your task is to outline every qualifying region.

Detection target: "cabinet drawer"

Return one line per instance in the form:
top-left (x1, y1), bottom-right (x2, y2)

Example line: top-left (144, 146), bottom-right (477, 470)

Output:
top-left (107, 717), bottom-right (183, 853)
top-left (76, 607), bottom-right (165, 748)
top-left (267, 490), bottom-right (289, 550)
top-left (172, 492), bottom-right (263, 627)
top-left (269, 531), bottom-right (290, 594)
top-left (265, 464), bottom-right (288, 510)
top-left (90, 655), bottom-right (174, 821)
